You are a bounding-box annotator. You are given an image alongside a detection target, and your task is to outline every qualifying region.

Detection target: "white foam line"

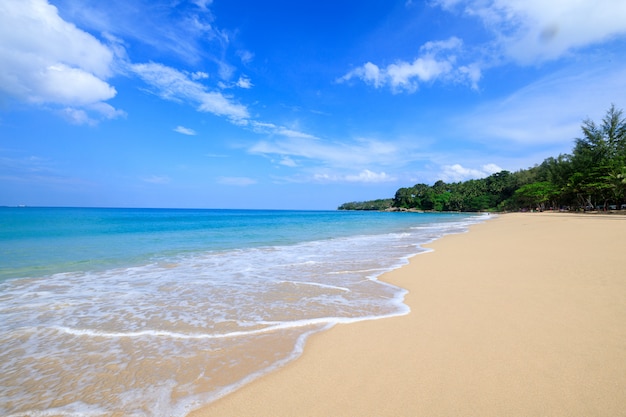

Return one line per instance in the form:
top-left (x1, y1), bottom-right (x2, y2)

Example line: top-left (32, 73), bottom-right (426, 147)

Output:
top-left (277, 280), bottom-right (350, 292)
top-left (177, 322), bottom-right (335, 415)
top-left (50, 319), bottom-right (333, 340)
top-left (7, 412), bottom-right (103, 417)
top-left (326, 267), bottom-right (388, 275)
top-left (177, 307), bottom-right (413, 413)
top-left (51, 306), bottom-right (410, 340)
top-left (5, 402), bottom-right (107, 417)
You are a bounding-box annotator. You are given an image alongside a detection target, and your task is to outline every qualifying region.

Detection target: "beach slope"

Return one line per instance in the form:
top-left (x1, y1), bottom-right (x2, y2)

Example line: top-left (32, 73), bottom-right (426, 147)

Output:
top-left (190, 213), bottom-right (626, 417)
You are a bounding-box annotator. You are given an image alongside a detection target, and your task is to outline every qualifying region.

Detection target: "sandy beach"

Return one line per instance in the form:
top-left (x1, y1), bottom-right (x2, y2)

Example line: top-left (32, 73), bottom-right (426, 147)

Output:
top-left (189, 212), bottom-right (626, 417)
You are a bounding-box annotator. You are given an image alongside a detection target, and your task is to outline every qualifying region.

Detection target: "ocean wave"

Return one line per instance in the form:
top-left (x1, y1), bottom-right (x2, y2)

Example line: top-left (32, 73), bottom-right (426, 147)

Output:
top-left (0, 211), bottom-right (488, 416)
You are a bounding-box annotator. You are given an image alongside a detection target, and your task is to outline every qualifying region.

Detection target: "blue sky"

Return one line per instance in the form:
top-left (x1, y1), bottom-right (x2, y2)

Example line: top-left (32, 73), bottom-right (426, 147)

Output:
top-left (1, 0), bottom-right (626, 209)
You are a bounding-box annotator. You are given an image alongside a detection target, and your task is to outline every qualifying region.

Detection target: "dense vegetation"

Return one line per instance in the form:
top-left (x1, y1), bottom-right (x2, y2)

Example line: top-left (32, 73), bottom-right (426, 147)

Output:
top-left (337, 199), bottom-right (394, 211)
top-left (339, 105), bottom-right (626, 212)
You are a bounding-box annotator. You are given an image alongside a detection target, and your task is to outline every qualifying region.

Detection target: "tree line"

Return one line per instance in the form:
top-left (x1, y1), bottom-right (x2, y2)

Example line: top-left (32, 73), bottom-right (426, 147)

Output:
top-left (339, 105), bottom-right (626, 212)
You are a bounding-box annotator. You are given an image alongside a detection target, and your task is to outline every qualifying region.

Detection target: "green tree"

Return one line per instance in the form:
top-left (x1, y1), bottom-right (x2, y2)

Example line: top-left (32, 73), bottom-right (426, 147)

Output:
top-left (338, 199), bottom-right (393, 210)
top-left (513, 182), bottom-right (559, 210)
top-left (341, 105), bottom-right (626, 213)
top-left (570, 105), bottom-right (626, 207)
top-left (393, 187), bottom-right (415, 209)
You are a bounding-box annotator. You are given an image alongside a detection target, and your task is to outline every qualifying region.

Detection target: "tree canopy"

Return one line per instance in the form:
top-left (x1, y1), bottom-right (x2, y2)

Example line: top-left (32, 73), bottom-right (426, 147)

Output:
top-left (339, 105), bottom-right (626, 212)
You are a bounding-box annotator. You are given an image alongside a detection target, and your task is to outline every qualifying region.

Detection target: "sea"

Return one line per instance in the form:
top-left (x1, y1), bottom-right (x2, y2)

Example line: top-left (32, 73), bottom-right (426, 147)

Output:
top-left (0, 207), bottom-right (488, 417)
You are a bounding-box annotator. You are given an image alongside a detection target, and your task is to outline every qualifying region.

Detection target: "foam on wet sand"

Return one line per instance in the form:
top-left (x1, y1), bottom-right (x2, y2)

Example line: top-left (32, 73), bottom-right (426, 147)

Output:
top-left (191, 212), bottom-right (626, 417)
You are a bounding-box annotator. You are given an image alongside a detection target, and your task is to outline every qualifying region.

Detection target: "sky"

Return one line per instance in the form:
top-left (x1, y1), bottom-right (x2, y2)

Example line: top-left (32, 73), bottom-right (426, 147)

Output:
top-left (1, 0), bottom-right (626, 210)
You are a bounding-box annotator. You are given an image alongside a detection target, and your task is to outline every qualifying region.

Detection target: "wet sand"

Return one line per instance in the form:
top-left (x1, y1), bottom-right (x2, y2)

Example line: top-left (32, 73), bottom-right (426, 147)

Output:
top-left (189, 212), bottom-right (626, 417)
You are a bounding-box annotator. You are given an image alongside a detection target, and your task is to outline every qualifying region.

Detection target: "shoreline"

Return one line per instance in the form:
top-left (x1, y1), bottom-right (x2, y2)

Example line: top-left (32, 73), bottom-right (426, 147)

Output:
top-left (189, 212), bottom-right (626, 416)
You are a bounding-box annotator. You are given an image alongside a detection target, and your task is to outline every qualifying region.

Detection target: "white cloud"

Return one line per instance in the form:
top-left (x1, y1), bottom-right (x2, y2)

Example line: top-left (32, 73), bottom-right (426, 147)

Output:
top-left (386, 57), bottom-right (452, 92)
top-left (35, 64), bottom-right (116, 105)
top-left (341, 1), bottom-right (626, 96)
top-left (343, 62), bottom-right (383, 88)
top-left (59, 102), bottom-right (126, 126)
top-left (237, 50), bottom-right (254, 64)
top-left (458, 63), bottom-right (482, 90)
top-left (174, 126), bottom-right (197, 136)
top-left (191, 71), bottom-right (209, 80)
top-left (338, 37), bottom-right (480, 93)
top-left (250, 121), bottom-right (277, 130)
top-left (250, 121), bottom-right (319, 140)
top-left (64, 101), bottom-right (117, 125)
top-left (236, 76), bottom-right (253, 89)
top-left (0, 0), bottom-right (123, 123)
top-left (89, 102), bottom-right (126, 120)
top-left (345, 170), bottom-right (395, 183)
top-left (421, 37), bottom-right (464, 52)
top-left (217, 176), bottom-right (257, 186)
top-left (439, 163), bottom-right (502, 182)
top-left (192, 0), bottom-right (213, 11)
top-left (311, 169), bottom-right (395, 184)
top-left (54, 0), bottom-right (223, 66)
top-left (276, 127), bottom-right (318, 140)
top-left (130, 62), bottom-right (249, 121)
top-left (279, 156), bottom-right (297, 167)
top-left (0, 154), bottom-right (53, 175)
top-left (218, 75), bottom-right (254, 90)
top-left (249, 136), bottom-right (403, 169)
top-left (142, 175), bottom-right (171, 184)
top-left (434, 0), bottom-right (626, 64)
top-left (60, 108), bottom-right (92, 125)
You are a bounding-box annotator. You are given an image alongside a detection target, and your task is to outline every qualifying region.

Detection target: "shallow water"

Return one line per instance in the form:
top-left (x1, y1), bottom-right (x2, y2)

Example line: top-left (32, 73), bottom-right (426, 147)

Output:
top-left (0, 208), bottom-right (486, 416)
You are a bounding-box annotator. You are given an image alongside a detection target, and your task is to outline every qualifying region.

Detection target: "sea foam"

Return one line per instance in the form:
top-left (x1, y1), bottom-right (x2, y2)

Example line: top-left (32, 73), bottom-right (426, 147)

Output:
top-left (0, 210), bottom-right (487, 416)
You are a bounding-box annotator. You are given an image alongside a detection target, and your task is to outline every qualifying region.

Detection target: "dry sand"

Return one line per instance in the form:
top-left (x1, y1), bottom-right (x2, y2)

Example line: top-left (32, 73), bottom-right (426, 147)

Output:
top-left (189, 212), bottom-right (626, 417)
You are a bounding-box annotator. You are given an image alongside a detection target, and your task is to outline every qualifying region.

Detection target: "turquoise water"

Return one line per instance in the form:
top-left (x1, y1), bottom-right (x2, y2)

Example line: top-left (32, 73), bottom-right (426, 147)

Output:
top-left (1, 208), bottom-right (464, 280)
top-left (0, 207), bottom-right (487, 417)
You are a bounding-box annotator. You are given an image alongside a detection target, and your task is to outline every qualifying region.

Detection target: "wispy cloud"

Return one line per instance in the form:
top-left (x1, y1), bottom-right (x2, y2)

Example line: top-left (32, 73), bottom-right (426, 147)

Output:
top-left (249, 136), bottom-right (407, 169)
top-left (310, 169), bottom-right (395, 184)
top-left (191, 0), bottom-right (213, 10)
top-left (0, 154), bottom-right (53, 175)
top-left (278, 156), bottom-right (297, 167)
top-left (450, 64), bottom-right (626, 146)
top-left (218, 75), bottom-right (254, 90)
top-left (191, 71), bottom-right (209, 80)
top-left (250, 121), bottom-right (319, 140)
top-left (53, 0), bottom-right (225, 67)
top-left (60, 103), bottom-right (126, 126)
top-left (0, 152), bottom-right (94, 188)
top-left (130, 62), bottom-right (249, 121)
top-left (142, 175), bottom-right (171, 184)
top-left (217, 176), bottom-right (257, 186)
top-left (174, 126), bottom-right (197, 136)
top-left (237, 50), bottom-right (254, 64)
top-left (345, 169), bottom-right (395, 183)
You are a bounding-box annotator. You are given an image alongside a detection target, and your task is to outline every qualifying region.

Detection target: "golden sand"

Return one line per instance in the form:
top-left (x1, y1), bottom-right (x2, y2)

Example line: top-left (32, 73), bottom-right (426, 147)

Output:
top-left (189, 213), bottom-right (626, 417)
